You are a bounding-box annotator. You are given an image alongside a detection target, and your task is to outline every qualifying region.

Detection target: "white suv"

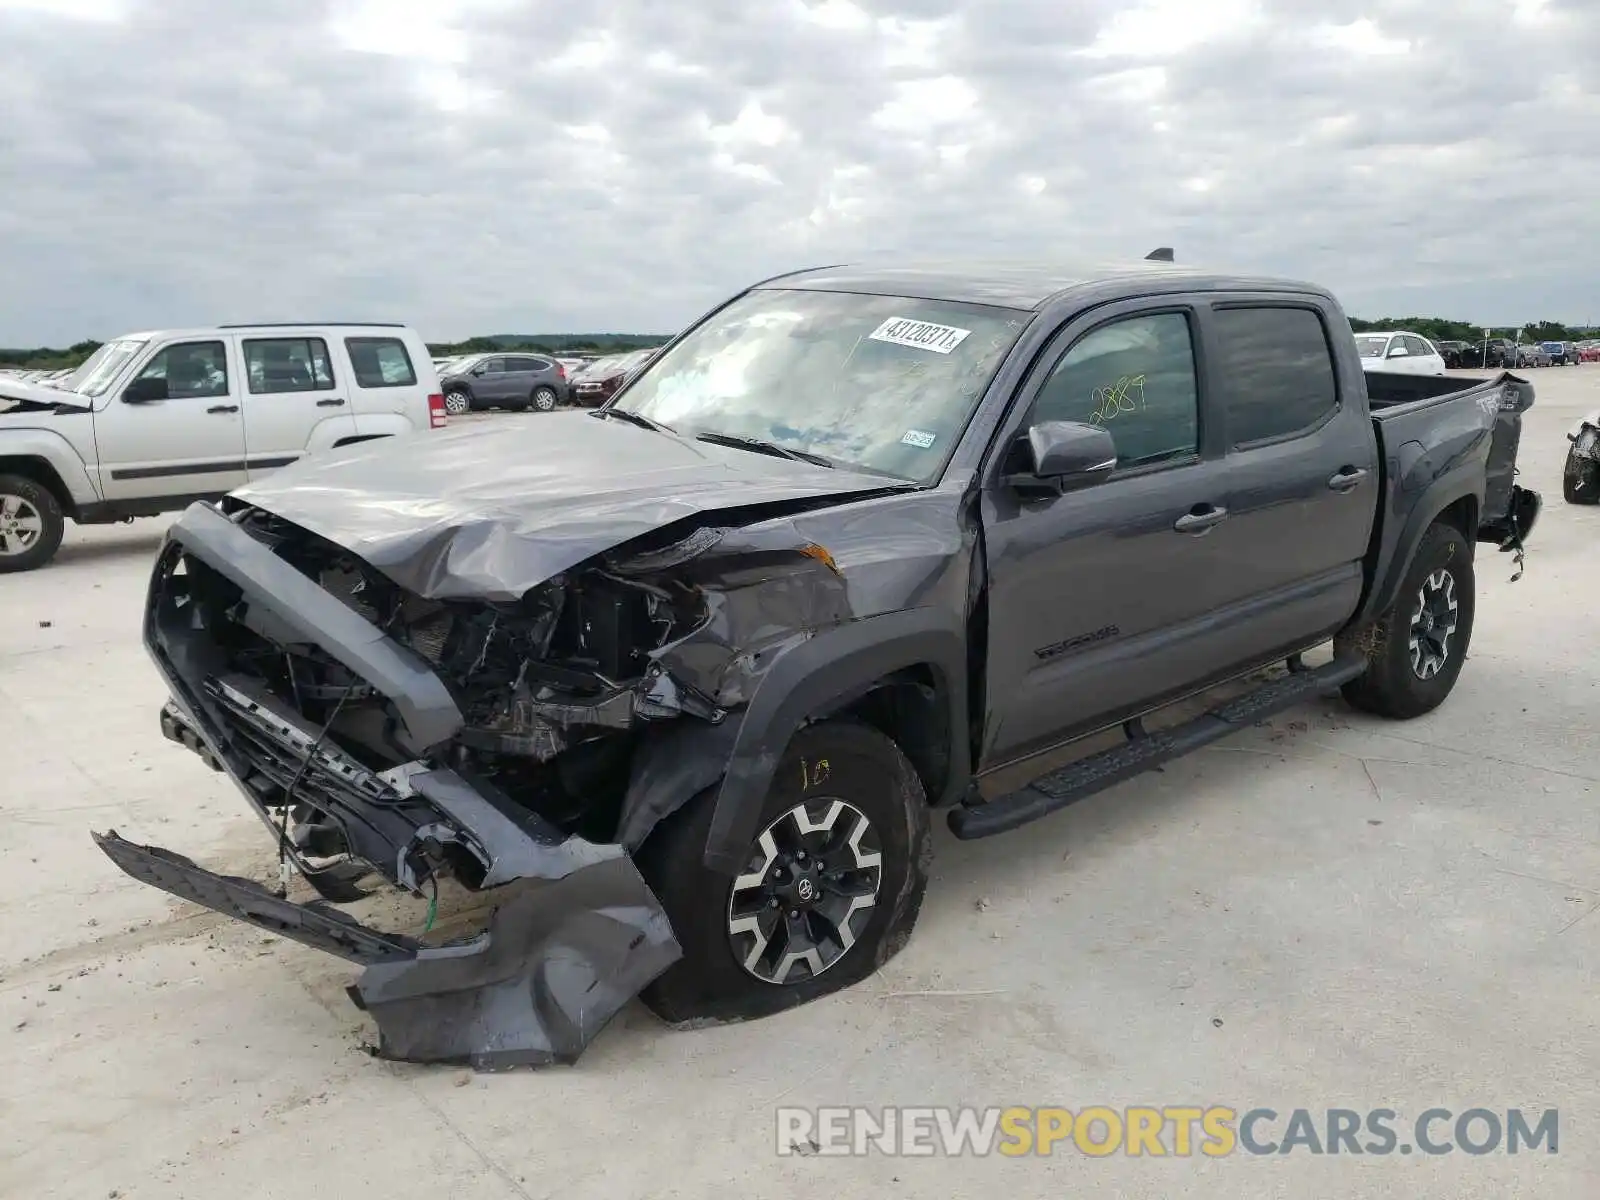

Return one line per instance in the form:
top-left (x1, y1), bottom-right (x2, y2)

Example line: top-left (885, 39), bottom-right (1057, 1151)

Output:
top-left (0, 323), bottom-right (445, 572)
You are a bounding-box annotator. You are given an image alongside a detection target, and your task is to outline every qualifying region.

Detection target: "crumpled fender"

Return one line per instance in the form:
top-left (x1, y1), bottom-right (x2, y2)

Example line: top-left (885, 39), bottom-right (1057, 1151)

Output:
top-left (699, 607), bottom-right (969, 874)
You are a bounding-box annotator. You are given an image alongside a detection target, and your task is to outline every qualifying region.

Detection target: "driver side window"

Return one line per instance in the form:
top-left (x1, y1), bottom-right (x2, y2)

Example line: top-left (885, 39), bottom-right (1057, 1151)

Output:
top-left (134, 340), bottom-right (229, 400)
top-left (1030, 313), bottom-right (1199, 467)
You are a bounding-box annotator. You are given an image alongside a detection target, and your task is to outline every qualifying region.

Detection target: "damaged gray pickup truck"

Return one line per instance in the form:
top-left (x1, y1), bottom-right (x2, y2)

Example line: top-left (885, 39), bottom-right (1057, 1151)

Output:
top-left (98, 261), bottom-right (1542, 1069)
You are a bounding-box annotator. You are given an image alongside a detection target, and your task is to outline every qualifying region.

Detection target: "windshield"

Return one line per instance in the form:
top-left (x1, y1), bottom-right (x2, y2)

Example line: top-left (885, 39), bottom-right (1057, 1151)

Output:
top-left (1354, 336), bottom-right (1389, 358)
top-left (63, 338), bottom-right (148, 396)
top-left (613, 289), bottom-right (1029, 482)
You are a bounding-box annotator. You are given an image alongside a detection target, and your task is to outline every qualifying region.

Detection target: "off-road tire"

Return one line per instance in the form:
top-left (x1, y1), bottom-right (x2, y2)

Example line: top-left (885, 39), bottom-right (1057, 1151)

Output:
top-left (1563, 437), bottom-right (1599, 505)
top-left (1336, 521), bottom-right (1475, 720)
top-left (0, 474), bottom-right (66, 574)
top-left (636, 721), bottom-right (932, 1026)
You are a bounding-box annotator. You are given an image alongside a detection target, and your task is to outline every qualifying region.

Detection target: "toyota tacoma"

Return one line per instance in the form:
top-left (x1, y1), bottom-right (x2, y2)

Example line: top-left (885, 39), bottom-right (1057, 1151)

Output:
top-left (98, 261), bottom-right (1541, 1069)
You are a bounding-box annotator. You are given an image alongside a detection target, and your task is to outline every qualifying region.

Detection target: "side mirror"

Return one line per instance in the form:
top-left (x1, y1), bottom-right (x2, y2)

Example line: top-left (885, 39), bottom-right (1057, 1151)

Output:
top-left (122, 376), bottom-right (169, 403)
top-left (1006, 421), bottom-right (1117, 494)
top-left (470, 364), bottom-right (488, 376)
top-left (1387, 345), bottom-right (1409, 358)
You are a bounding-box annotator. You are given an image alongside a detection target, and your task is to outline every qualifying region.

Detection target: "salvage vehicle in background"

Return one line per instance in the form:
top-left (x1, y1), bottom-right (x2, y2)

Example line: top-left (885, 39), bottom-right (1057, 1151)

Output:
top-left (99, 261), bottom-right (1540, 1069)
top-left (1353, 330), bottom-right (1447, 375)
top-left (1564, 408), bottom-right (1600, 504)
top-left (1432, 340), bottom-right (1475, 369)
top-left (0, 323), bottom-right (443, 573)
top-left (1580, 343), bottom-right (1600, 363)
top-left (1542, 341), bottom-right (1575, 366)
top-left (439, 353), bottom-right (568, 414)
top-left (569, 348), bottom-right (659, 407)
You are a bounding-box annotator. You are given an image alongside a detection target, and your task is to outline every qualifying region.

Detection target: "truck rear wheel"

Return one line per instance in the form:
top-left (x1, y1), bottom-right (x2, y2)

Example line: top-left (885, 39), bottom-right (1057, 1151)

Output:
top-left (635, 721), bottom-right (931, 1026)
top-left (1563, 436), bottom-right (1599, 505)
top-left (0, 474), bottom-right (65, 574)
top-left (1336, 522), bottom-right (1475, 720)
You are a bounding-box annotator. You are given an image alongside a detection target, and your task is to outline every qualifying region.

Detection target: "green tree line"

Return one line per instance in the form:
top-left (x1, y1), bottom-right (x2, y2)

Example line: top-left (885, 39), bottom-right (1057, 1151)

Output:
top-left (4, 321), bottom-right (1596, 373)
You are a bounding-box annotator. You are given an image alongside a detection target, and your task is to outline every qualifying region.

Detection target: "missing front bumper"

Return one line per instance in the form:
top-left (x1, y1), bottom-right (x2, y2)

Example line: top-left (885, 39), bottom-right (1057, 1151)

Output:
top-left (93, 830), bottom-right (681, 1070)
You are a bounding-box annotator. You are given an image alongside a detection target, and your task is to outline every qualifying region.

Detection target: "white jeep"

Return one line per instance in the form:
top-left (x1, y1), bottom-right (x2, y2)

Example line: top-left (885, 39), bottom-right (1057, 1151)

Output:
top-left (0, 323), bottom-right (445, 572)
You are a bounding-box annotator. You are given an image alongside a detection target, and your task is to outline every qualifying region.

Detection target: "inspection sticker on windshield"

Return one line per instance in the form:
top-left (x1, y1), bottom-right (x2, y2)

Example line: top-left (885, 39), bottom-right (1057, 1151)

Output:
top-left (869, 316), bottom-right (972, 354)
top-left (900, 429), bottom-right (937, 449)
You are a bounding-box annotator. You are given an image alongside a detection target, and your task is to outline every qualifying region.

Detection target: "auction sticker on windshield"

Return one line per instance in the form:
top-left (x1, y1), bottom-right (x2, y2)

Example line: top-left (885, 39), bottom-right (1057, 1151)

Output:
top-left (869, 317), bottom-right (973, 354)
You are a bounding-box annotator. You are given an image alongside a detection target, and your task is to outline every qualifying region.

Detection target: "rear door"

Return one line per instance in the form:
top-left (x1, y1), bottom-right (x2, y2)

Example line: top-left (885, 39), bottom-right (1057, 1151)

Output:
top-left (240, 333), bottom-right (356, 479)
top-left (1199, 301), bottom-right (1378, 663)
top-left (92, 337), bottom-right (248, 501)
top-left (1406, 335), bottom-right (1444, 374)
top-left (502, 355), bottom-right (542, 407)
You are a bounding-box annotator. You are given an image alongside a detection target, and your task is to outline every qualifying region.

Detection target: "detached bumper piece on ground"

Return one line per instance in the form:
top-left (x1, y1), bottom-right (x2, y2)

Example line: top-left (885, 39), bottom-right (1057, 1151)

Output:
top-left (94, 829), bottom-right (679, 1070)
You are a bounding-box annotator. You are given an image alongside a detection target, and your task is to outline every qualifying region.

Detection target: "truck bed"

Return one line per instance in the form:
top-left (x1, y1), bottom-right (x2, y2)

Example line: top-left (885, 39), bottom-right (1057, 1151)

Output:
top-left (1361, 370), bottom-right (1534, 610)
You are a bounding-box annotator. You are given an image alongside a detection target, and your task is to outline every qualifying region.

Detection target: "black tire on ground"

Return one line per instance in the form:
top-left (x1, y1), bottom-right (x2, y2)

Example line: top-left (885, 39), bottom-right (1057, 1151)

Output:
top-left (444, 389), bottom-right (472, 416)
top-left (531, 386), bottom-right (558, 412)
top-left (0, 473), bottom-right (66, 574)
top-left (1563, 441), bottom-right (1600, 505)
top-left (1336, 521), bottom-right (1475, 720)
top-left (635, 720), bottom-right (932, 1027)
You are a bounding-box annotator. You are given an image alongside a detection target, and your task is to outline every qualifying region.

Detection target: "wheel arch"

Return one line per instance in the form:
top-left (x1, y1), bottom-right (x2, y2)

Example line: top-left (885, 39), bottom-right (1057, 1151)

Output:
top-left (695, 609), bottom-right (968, 874)
top-left (0, 454), bottom-right (77, 519)
top-left (1361, 482), bottom-right (1480, 623)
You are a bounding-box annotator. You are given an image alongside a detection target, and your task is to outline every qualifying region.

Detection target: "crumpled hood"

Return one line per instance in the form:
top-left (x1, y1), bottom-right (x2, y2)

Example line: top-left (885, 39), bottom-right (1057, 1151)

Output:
top-left (0, 378), bottom-right (91, 413)
top-left (231, 410), bottom-right (912, 601)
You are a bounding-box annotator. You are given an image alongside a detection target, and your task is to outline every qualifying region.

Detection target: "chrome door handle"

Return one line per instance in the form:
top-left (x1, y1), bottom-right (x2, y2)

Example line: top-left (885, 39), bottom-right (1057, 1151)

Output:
top-left (1174, 504), bottom-right (1228, 534)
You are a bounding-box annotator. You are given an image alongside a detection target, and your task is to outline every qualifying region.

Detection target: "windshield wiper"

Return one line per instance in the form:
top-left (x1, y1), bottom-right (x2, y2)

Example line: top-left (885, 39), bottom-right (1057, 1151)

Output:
top-left (593, 407), bottom-right (674, 434)
top-left (694, 431), bottom-right (834, 468)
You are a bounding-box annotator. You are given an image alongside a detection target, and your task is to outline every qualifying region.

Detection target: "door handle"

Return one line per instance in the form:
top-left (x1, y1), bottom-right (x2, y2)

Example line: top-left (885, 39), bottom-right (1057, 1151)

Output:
top-left (1173, 504), bottom-right (1228, 534)
top-left (316, 397), bottom-right (347, 407)
top-left (206, 404), bottom-right (239, 414)
top-left (1328, 467), bottom-right (1368, 492)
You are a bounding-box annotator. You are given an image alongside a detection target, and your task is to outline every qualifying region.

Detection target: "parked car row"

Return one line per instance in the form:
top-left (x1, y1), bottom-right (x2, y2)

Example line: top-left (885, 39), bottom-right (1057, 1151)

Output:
top-left (428, 348), bottom-right (664, 415)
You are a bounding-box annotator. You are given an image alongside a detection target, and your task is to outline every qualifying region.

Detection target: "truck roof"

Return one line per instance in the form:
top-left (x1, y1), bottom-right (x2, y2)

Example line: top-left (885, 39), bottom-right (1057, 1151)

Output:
top-left (761, 260), bottom-right (1331, 311)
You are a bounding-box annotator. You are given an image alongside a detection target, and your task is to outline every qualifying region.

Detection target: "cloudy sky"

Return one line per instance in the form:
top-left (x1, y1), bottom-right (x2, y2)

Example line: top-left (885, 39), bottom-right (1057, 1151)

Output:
top-left (2, 0), bottom-right (1596, 345)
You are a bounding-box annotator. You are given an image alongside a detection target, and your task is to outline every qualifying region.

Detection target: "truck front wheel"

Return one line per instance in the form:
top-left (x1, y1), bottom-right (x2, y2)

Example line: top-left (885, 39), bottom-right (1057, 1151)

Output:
top-left (0, 474), bottom-right (65, 573)
top-left (1336, 522), bottom-right (1475, 720)
top-left (635, 721), bottom-right (932, 1026)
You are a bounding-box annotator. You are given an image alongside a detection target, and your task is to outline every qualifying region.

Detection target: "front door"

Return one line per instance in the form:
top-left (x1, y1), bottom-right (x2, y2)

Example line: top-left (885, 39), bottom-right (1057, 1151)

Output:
top-left (980, 301), bottom-right (1239, 770)
top-left (239, 334), bottom-right (356, 479)
top-left (93, 338), bottom-right (248, 501)
top-left (471, 356), bottom-right (512, 404)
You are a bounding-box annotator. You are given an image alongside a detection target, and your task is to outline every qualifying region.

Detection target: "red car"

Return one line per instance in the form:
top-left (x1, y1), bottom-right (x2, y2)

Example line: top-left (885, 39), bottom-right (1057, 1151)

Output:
top-left (1580, 345), bottom-right (1600, 363)
top-left (570, 349), bottom-right (659, 407)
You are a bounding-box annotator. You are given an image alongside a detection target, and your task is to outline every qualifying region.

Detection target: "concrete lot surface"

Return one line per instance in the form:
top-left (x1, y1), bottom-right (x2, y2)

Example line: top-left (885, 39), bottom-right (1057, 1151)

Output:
top-left (4, 374), bottom-right (1599, 1198)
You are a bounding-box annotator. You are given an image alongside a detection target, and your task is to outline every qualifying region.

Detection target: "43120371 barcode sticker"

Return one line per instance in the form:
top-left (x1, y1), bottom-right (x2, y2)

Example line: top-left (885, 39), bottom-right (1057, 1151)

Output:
top-left (867, 316), bottom-right (973, 354)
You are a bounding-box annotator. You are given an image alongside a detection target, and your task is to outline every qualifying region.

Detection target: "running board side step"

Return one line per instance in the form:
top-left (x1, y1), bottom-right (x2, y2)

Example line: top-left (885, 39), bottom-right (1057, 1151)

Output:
top-left (948, 655), bottom-right (1367, 840)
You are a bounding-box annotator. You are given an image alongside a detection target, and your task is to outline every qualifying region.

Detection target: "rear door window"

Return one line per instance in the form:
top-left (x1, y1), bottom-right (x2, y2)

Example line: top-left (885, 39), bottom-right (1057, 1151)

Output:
top-left (345, 337), bottom-right (417, 388)
top-left (244, 337), bottom-right (335, 394)
top-left (1211, 307), bottom-right (1339, 446)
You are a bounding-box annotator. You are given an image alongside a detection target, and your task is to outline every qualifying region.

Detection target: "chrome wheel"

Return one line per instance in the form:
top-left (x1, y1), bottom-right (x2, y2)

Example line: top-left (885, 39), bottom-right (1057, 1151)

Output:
top-left (727, 798), bottom-right (883, 985)
top-left (1408, 567), bottom-right (1458, 680)
top-left (0, 493), bottom-right (45, 556)
top-left (532, 387), bottom-right (557, 412)
top-left (444, 391), bottom-right (470, 415)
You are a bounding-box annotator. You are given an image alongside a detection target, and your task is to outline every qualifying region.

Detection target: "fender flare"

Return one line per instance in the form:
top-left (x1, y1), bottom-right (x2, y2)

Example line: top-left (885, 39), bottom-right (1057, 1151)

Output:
top-left (0, 429), bottom-right (102, 510)
top-left (1363, 475), bottom-right (1482, 621)
top-left (696, 608), bottom-right (970, 874)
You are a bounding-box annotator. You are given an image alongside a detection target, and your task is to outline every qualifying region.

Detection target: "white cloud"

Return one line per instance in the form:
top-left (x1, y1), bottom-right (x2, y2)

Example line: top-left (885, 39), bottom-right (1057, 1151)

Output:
top-left (0, 0), bottom-right (1598, 344)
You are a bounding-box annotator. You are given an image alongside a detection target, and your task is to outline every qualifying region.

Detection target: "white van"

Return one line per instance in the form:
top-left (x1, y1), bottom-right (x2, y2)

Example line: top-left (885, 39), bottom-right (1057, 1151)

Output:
top-left (0, 323), bottom-right (445, 572)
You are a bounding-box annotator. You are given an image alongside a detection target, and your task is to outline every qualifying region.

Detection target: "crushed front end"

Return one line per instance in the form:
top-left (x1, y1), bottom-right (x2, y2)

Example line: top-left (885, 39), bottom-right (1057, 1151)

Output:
top-left (98, 498), bottom-right (805, 1068)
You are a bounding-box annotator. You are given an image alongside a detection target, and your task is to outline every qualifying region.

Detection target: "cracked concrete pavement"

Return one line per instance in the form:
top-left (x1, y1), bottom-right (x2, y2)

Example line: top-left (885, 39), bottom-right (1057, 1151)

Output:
top-left (3, 372), bottom-right (1598, 1198)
